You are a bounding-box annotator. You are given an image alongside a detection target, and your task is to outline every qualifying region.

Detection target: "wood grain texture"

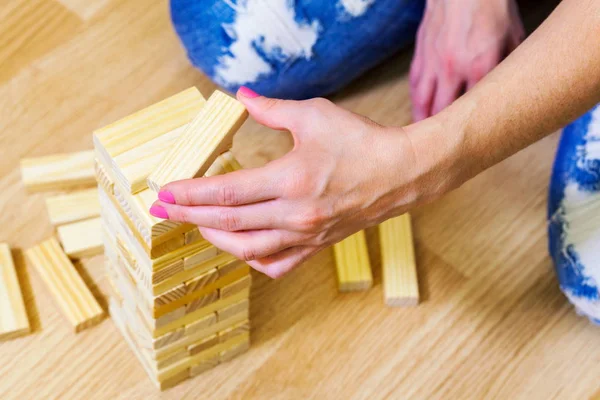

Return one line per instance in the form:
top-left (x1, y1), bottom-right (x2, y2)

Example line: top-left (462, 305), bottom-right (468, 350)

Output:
top-left (147, 91), bottom-right (248, 191)
top-left (57, 217), bottom-right (104, 258)
top-left (379, 214), bottom-right (419, 306)
top-left (25, 238), bottom-right (104, 332)
top-left (3, 1), bottom-right (599, 398)
top-left (45, 188), bottom-right (99, 226)
top-left (333, 230), bottom-right (373, 291)
top-left (0, 244), bottom-right (30, 340)
top-left (20, 150), bottom-right (95, 192)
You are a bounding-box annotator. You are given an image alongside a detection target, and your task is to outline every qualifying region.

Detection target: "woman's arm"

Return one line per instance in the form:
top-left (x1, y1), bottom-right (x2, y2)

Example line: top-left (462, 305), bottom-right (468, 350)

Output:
top-left (151, 0), bottom-right (600, 278)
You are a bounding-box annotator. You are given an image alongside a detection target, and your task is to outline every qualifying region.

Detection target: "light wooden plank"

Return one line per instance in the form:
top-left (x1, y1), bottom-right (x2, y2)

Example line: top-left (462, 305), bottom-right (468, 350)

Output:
top-left (20, 150), bottom-right (95, 192)
top-left (25, 237), bottom-right (104, 332)
top-left (184, 313), bottom-right (217, 336)
top-left (219, 337), bottom-right (250, 363)
top-left (45, 188), bottom-right (99, 226)
top-left (147, 91), bottom-right (248, 192)
top-left (0, 244), bottom-right (30, 340)
top-left (333, 230), bottom-right (373, 292)
top-left (93, 87), bottom-right (206, 176)
top-left (188, 334), bottom-right (218, 356)
top-left (217, 299), bottom-right (249, 322)
top-left (218, 320), bottom-right (249, 343)
top-left (204, 150), bottom-right (243, 177)
top-left (113, 124), bottom-right (187, 194)
top-left (57, 217), bottom-right (103, 258)
top-left (219, 274), bottom-right (251, 299)
top-left (378, 214), bottom-right (419, 306)
top-left (185, 268), bottom-right (218, 293)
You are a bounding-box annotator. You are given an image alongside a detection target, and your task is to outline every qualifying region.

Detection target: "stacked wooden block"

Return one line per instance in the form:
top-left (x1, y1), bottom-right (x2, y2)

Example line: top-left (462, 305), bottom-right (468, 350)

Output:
top-left (93, 87), bottom-right (251, 390)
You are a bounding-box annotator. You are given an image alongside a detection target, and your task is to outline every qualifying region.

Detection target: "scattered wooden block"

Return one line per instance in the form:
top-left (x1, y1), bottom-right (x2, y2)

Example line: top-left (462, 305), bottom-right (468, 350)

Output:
top-left (57, 217), bottom-right (104, 258)
top-left (20, 150), bottom-right (95, 192)
top-left (25, 237), bottom-right (104, 332)
top-left (147, 91), bottom-right (248, 192)
top-left (333, 230), bottom-right (373, 292)
top-left (45, 188), bottom-right (100, 226)
top-left (378, 214), bottom-right (419, 306)
top-left (93, 87), bottom-right (206, 175)
top-left (0, 244), bottom-right (31, 340)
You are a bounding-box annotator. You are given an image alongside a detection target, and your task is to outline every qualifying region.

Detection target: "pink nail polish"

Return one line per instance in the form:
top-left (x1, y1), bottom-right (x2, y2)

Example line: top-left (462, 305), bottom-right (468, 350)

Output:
top-left (158, 191), bottom-right (175, 204)
top-left (238, 86), bottom-right (260, 98)
top-left (149, 205), bottom-right (169, 219)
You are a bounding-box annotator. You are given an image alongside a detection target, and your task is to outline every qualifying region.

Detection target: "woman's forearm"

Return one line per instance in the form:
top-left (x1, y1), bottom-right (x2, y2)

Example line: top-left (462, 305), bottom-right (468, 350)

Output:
top-left (430, 0), bottom-right (600, 184)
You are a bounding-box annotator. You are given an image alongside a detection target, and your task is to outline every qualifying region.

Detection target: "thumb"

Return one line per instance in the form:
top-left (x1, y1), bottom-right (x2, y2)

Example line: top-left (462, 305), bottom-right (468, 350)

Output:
top-left (236, 86), bottom-right (300, 131)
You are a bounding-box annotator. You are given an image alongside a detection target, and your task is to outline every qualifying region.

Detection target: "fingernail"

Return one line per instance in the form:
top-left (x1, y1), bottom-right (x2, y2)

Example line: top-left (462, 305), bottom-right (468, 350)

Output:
top-left (238, 86), bottom-right (260, 98)
top-left (158, 191), bottom-right (175, 204)
top-left (149, 205), bottom-right (169, 219)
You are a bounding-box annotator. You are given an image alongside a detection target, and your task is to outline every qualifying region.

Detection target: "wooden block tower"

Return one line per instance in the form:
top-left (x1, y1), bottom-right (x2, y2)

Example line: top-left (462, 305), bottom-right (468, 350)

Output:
top-left (93, 88), bottom-right (251, 390)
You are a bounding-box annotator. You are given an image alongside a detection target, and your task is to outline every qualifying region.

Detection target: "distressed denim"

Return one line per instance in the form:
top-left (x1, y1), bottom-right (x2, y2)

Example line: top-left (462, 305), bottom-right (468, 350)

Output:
top-left (171, 0), bottom-right (425, 99)
top-left (549, 105), bottom-right (600, 323)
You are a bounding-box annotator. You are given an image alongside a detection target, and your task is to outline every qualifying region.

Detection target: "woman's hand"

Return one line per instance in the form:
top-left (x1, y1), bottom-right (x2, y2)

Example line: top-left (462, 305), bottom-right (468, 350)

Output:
top-left (150, 88), bottom-right (458, 278)
top-left (410, 0), bottom-right (525, 121)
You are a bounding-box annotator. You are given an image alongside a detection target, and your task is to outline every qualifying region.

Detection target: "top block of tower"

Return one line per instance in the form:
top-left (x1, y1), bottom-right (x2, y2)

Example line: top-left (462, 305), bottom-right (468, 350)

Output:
top-left (146, 90), bottom-right (248, 192)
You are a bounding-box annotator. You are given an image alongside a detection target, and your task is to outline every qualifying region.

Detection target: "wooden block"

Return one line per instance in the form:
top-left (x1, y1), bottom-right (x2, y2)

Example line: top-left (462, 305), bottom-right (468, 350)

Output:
top-left (147, 91), bottom-right (248, 191)
top-left (217, 259), bottom-right (246, 278)
top-left (113, 124), bottom-right (187, 194)
top-left (153, 259), bottom-right (184, 285)
top-left (45, 188), bottom-right (100, 226)
top-left (150, 234), bottom-right (184, 259)
top-left (20, 150), bottom-right (95, 192)
top-left (189, 355), bottom-right (219, 377)
top-left (94, 158), bottom-right (114, 194)
top-left (156, 348), bottom-right (188, 369)
top-left (185, 291), bottom-right (218, 314)
top-left (185, 268), bottom-right (218, 293)
top-left (93, 87), bottom-right (206, 169)
top-left (219, 337), bottom-right (249, 363)
top-left (204, 150), bottom-right (243, 177)
top-left (184, 312), bottom-right (217, 336)
top-left (378, 214), bottom-right (419, 306)
top-left (219, 274), bottom-right (251, 299)
top-left (57, 217), bottom-right (104, 258)
top-left (188, 334), bottom-right (218, 356)
top-left (153, 327), bottom-right (185, 349)
top-left (0, 244), bottom-right (30, 340)
top-left (158, 368), bottom-right (189, 391)
top-left (25, 238), bottom-right (104, 332)
top-left (218, 320), bottom-right (249, 343)
top-left (333, 230), bottom-right (373, 292)
top-left (183, 244), bottom-right (219, 269)
top-left (217, 299), bottom-right (249, 322)
top-left (155, 307), bottom-right (185, 329)
top-left (184, 228), bottom-right (202, 245)
top-left (155, 284), bottom-right (186, 307)
top-left (154, 288), bottom-right (249, 338)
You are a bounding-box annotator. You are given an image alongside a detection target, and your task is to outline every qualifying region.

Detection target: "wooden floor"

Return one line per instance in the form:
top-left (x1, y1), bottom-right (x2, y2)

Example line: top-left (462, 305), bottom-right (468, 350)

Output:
top-left (2, 1), bottom-right (599, 399)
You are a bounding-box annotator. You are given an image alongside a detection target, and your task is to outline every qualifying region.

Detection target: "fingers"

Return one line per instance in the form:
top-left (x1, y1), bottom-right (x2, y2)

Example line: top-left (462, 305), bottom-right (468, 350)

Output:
top-left (431, 77), bottom-right (464, 116)
top-left (236, 87), bottom-right (303, 132)
top-left (467, 49), bottom-right (502, 91)
top-left (247, 245), bottom-right (317, 278)
top-left (159, 163), bottom-right (284, 206)
top-left (151, 199), bottom-right (286, 231)
top-left (411, 74), bottom-right (436, 122)
top-left (198, 227), bottom-right (308, 262)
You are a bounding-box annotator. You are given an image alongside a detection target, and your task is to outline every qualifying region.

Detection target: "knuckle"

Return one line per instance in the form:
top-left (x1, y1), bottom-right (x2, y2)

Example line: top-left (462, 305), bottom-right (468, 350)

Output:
top-left (215, 184), bottom-right (238, 206)
top-left (217, 210), bottom-right (240, 231)
top-left (241, 247), bottom-right (257, 262)
top-left (171, 208), bottom-right (189, 224)
top-left (295, 206), bottom-right (330, 232)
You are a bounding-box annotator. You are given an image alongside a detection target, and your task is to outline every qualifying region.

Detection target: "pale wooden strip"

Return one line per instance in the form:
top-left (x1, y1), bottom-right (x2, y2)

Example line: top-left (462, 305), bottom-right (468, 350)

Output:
top-left (185, 291), bottom-right (218, 314)
top-left (57, 217), bottom-right (103, 258)
top-left (20, 150), bottom-right (95, 192)
top-left (184, 228), bottom-right (202, 245)
top-left (218, 320), bottom-right (250, 343)
top-left (183, 245), bottom-right (219, 269)
top-left (93, 87), bottom-right (206, 170)
top-left (333, 230), bottom-right (373, 292)
top-left (45, 188), bottom-right (99, 226)
top-left (185, 313), bottom-right (217, 336)
top-left (147, 91), bottom-right (248, 191)
top-left (94, 158), bottom-right (114, 194)
top-left (113, 124), bottom-right (187, 194)
top-left (217, 299), bottom-right (249, 322)
top-left (25, 238), bottom-right (104, 332)
top-left (378, 214), bottom-right (419, 306)
top-left (0, 244), bottom-right (30, 340)
top-left (188, 334), bottom-right (218, 356)
top-left (189, 354), bottom-right (219, 377)
top-left (185, 268), bottom-right (218, 293)
top-left (219, 274), bottom-right (251, 298)
top-left (219, 337), bottom-right (250, 363)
